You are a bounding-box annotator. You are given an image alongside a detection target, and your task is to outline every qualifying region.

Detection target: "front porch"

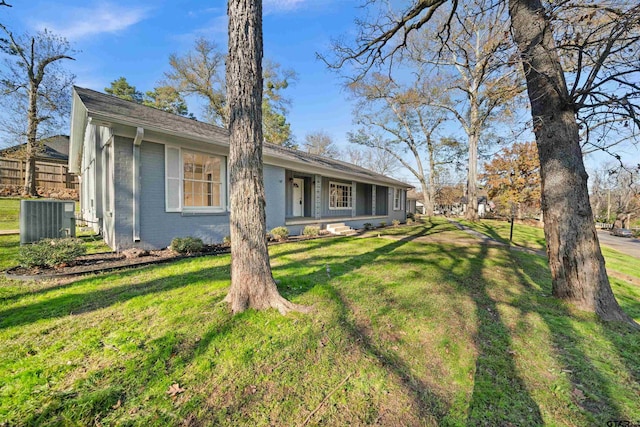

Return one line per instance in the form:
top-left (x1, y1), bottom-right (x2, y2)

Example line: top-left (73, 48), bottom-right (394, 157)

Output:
top-left (285, 215), bottom-right (388, 227)
top-left (283, 169), bottom-right (391, 221)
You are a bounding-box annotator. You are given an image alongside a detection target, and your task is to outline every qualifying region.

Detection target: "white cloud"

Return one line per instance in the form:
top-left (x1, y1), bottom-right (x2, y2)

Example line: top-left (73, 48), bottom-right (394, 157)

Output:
top-left (35, 2), bottom-right (149, 40)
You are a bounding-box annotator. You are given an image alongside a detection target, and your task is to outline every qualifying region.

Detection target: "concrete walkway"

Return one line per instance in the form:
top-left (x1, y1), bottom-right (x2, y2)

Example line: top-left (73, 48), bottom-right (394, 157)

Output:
top-left (0, 230), bottom-right (19, 235)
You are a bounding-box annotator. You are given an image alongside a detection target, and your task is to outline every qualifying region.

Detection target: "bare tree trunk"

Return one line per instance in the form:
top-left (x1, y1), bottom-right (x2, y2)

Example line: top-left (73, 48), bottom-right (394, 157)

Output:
top-left (426, 139), bottom-right (437, 217)
top-left (465, 132), bottom-right (478, 221)
top-left (225, 0), bottom-right (306, 315)
top-left (25, 84), bottom-right (39, 196)
top-left (421, 181), bottom-right (431, 216)
top-left (509, 0), bottom-right (636, 326)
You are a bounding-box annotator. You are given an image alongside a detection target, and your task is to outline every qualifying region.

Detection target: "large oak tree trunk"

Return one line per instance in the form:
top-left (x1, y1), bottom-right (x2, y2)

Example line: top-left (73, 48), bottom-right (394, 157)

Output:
top-left (508, 0), bottom-right (636, 326)
top-left (225, 0), bottom-right (305, 315)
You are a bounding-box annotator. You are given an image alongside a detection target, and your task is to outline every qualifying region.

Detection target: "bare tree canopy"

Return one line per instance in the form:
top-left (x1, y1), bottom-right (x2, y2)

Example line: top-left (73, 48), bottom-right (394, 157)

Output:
top-left (303, 130), bottom-right (340, 157)
top-left (348, 71), bottom-right (462, 216)
top-left (165, 38), bottom-right (227, 126)
top-left (325, 0), bottom-right (638, 327)
top-left (165, 38), bottom-right (296, 146)
top-left (0, 25), bottom-right (75, 195)
top-left (550, 1), bottom-right (640, 156)
top-left (590, 163), bottom-right (640, 224)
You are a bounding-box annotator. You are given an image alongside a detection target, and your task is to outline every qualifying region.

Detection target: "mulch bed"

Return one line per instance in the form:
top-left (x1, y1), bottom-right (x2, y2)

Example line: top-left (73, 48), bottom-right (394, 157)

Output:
top-left (5, 245), bottom-right (231, 281)
top-left (4, 235), bottom-right (334, 281)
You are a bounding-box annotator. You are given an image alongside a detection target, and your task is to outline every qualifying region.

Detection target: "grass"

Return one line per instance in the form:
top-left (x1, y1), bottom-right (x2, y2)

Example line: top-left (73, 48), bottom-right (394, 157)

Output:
top-left (0, 217), bottom-right (639, 426)
top-left (0, 197), bottom-right (81, 231)
top-left (459, 218), bottom-right (547, 251)
top-left (460, 218), bottom-right (640, 281)
top-left (0, 198), bottom-right (21, 230)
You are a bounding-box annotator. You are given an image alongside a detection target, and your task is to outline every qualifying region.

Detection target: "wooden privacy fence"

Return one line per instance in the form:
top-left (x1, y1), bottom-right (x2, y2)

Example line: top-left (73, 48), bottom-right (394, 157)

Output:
top-left (0, 157), bottom-right (79, 190)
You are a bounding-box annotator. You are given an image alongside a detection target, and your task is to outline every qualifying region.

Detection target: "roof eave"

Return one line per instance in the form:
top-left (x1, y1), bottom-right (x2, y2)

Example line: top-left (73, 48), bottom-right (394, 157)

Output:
top-left (68, 89), bottom-right (88, 174)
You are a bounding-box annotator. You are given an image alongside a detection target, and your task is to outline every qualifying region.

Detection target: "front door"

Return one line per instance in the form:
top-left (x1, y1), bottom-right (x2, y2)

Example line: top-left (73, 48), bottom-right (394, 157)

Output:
top-left (292, 178), bottom-right (304, 217)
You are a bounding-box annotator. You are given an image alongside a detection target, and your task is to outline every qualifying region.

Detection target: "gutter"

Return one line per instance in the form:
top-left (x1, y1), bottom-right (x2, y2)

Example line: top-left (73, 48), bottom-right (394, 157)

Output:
top-left (132, 127), bottom-right (144, 242)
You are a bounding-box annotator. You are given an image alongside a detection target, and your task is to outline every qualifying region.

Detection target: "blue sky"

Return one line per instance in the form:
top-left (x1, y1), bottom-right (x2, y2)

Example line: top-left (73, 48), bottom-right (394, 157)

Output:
top-left (2, 0), bottom-right (361, 152)
top-left (2, 0), bottom-right (635, 181)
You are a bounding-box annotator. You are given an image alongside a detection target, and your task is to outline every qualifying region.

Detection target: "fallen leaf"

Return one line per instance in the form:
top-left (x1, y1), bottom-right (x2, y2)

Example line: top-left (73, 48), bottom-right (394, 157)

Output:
top-left (166, 383), bottom-right (186, 398)
top-left (112, 399), bottom-right (121, 410)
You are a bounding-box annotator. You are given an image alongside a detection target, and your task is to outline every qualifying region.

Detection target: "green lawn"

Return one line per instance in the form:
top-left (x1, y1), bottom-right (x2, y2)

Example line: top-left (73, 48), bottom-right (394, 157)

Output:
top-left (1, 218), bottom-right (639, 426)
top-left (0, 198), bottom-right (21, 230)
top-left (459, 218), bottom-right (546, 251)
top-left (0, 198), bottom-right (81, 232)
top-left (460, 218), bottom-right (640, 281)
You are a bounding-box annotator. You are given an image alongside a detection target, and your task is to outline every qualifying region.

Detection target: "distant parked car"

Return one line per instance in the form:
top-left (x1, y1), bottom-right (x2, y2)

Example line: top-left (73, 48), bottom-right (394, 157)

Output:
top-left (610, 228), bottom-right (633, 238)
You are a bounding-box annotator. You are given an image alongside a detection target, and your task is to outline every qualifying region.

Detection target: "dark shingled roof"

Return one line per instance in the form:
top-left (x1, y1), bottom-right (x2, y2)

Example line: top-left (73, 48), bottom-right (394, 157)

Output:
top-left (0, 135), bottom-right (70, 162)
top-left (74, 86), bottom-right (411, 188)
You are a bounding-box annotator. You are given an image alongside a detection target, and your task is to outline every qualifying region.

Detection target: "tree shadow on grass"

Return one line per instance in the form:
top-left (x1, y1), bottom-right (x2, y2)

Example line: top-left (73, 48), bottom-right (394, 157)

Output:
top-left (17, 233), bottom-right (448, 426)
top-left (271, 233), bottom-right (455, 423)
top-left (273, 233), bottom-right (544, 425)
top-left (0, 260), bottom-right (231, 331)
top-left (440, 243), bottom-right (544, 426)
top-left (503, 250), bottom-right (635, 424)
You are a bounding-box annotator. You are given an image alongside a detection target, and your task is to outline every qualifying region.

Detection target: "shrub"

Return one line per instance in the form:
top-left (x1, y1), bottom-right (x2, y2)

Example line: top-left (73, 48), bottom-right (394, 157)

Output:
top-left (270, 226), bottom-right (289, 241)
top-left (19, 238), bottom-right (87, 268)
top-left (170, 236), bottom-right (204, 254)
top-left (407, 212), bottom-right (415, 220)
top-left (392, 219), bottom-right (401, 227)
top-left (302, 226), bottom-right (320, 237)
top-left (363, 223), bottom-right (373, 230)
top-left (406, 218), bottom-right (414, 225)
top-left (379, 221), bottom-right (387, 227)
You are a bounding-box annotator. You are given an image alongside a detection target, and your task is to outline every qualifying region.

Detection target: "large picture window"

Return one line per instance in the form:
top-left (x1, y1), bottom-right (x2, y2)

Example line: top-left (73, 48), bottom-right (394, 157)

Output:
top-left (329, 181), bottom-right (352, 210)
top-left (166, 146), bottom-right (226, 212)
top-left (183, 151), bottom-right (223, 208)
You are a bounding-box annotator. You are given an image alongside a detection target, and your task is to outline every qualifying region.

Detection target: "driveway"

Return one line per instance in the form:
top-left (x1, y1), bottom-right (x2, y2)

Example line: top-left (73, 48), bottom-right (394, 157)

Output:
top-left (597, 230), bottom-right (640, 259)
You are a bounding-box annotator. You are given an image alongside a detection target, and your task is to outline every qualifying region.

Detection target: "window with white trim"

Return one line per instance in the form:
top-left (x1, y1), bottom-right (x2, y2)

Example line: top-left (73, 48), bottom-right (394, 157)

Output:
top-left (329, 181), bottom-right (352, 210)
top-left (165, 146), bottom-right (226, 212)
top-left (393, 188), bottom-right (402, 210)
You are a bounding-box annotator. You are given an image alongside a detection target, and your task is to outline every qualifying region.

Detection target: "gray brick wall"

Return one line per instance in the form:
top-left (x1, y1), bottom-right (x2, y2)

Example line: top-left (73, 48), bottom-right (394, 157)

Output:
top-left (113, 136), bottom-right (134, 250)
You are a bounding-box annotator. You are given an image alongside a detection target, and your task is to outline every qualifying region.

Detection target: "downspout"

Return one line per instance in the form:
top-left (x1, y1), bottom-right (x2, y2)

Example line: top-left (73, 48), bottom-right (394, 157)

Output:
top-left (132, 127), bottom-right (144, 242)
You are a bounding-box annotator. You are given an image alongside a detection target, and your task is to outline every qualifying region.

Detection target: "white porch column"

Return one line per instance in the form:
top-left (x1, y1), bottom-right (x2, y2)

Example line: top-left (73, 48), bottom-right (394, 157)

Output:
top-left (352, 181), bottom-right (357, 217)
top-left (372, 185), bottom-right (376, 216)
top-left (314, 174), bottom-right (322, 219)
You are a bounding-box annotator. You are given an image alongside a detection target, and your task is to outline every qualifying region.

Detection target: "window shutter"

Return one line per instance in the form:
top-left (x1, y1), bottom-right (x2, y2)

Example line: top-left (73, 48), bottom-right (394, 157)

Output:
top-left (165, 146), bottom-right (181, 212)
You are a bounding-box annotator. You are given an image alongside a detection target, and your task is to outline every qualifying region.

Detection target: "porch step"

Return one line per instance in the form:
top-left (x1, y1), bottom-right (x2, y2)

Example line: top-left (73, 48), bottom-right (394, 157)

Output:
top-left (326, 223), bottom-right (357, 236)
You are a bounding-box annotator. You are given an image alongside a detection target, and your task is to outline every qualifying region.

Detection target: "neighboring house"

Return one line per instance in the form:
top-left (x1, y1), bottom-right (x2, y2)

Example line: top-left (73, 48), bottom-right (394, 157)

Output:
top-left (0, 135), bottom-right (79, 195)
top-left (69, 87), bottom-right (412, 250)
top-left (460, 195), bottom-right (489, 217)
top-left (406, 189), bottom-right (419, 215)
top-left (0, 134), bottom-right (71, 162)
